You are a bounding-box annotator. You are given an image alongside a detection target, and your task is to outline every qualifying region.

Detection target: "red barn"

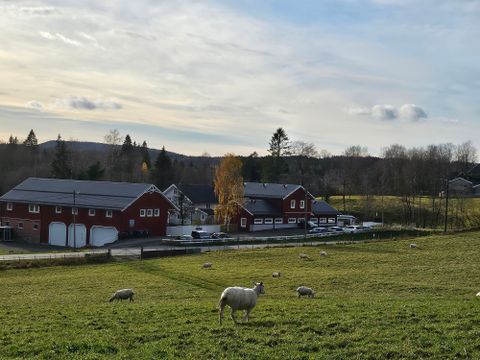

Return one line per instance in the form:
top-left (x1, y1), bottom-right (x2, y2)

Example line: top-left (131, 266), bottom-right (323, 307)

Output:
top-left (0, 178), bottom-right (177, 247)
top-left (234, 182), bottom-right (340, 232)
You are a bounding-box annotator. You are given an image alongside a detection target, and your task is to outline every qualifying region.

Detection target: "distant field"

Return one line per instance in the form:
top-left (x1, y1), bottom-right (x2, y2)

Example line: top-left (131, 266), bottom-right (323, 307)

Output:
top-left (1, 232), bottom-right (480, 358)
top-left (327, 195), bottom-right (480, 229)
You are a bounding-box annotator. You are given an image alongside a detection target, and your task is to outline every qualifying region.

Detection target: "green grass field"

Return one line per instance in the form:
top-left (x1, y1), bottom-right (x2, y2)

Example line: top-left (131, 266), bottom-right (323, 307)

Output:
top-left (1, 232), bottom-right (480, 359)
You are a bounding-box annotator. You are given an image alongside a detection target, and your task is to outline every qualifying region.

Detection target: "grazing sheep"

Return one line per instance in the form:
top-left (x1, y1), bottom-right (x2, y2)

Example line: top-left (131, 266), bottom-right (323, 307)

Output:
top-left (218, 282), bottom-right (265, 325)
top-left (476, 292), bottom-right (480, 297)
top-left (320, 251), bottom-right (327, 257)
top-left (202, 262), bottom-right (213, 269)
top-left (409, 243), bottom-right (418, 249)
top-left (296, 286), bottom-right (315, 298)
top-left (272, 272), bottom-right (281, 278)
top-left (299, 253), bottom-right (311, 260)
top-left (109, 289), bottom-right (134, 302)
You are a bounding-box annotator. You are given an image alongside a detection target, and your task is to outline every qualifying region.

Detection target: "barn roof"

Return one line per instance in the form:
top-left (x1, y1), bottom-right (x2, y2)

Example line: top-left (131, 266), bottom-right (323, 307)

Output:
top-left (243, 182), bottom-right (304, 199)
top-left (241, 199), bottom-right (282, 216)
top-left (177, 184), bottom-right (217, 204)
top-left (311, 200), bottom-right (341, 215)
top-left (0, 177), bottom-right (172, 211)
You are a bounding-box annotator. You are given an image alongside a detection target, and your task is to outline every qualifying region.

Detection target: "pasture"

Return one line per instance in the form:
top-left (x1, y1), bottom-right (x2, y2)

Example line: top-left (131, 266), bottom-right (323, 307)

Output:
top-left (1, 232), bottom-right (480, 359)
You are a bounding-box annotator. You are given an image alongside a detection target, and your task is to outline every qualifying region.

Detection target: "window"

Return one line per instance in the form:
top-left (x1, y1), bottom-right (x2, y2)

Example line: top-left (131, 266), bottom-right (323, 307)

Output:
top-left (106, 210), bottom-right (113, 218)
top-left (319, 217), bottom-right (327, 224)
top-left (18, 222), bottom-right (24, 230)
top-left (328, 217), bottom-right (336, 224)
top-left (140, 209), bottom-right (146, 217)
top-left (4, 221), bottom-right (10, 226)
top-left (288, 218), bottom-right (296, 224)
top-left (6, 203), bottom-right (13, 211)
top-left (89, 209), bottom-right (96, 216)
top-left (290, 200), bottom-right (296, 209)
top-left (254, 218), bottom-right (263, 225)
top-left (298, 217), bottom-right (305, 224)
top-left (311, 218), bottom-right (318, 224)
top-left (72, 208), bottom-right (78, 215)
top-left (240, 218), bottom-right (247, 228)
top-left (28, 204), bottom-right (40, 213)
top-left (33, 223), bottom-right (39, 231)
top-left (264, 218), bottom-right (273, 225)
top-left (300, 200), bottom-right (305, 209)
top-left (147, 209), bottom-right (153, 217)
top-left (275, 218), bottom-right (283, 224)
top-left (55, 206), bottom-right (62, 214)
top-left (154, 209), bottom-right (160, 217)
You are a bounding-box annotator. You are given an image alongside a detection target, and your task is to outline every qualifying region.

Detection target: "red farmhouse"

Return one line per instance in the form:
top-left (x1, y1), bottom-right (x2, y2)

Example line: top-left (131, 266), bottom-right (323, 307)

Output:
top-left (0, 178), bottom-right (176, 247)
top-left (234, 182), bottom-right (340, 232)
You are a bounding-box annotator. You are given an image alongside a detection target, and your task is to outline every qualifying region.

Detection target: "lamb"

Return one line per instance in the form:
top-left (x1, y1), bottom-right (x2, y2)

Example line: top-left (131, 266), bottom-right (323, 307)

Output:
top-left (272, 272), bottom-right (281, 278)
top-left (409, 243), bottom-right (418, 249)
top-left (202, 262), bottom-right (213, 269)
top-left (218, 282), bottom-right (265, 325)
top-left (296, 286), bottom-right (315, 298)
top-left (299, 253), bottom-right (311, 260)
top-left (320, 251), bottom-right (327, 257)
top-left (109, 288), bottom-right (134, 302)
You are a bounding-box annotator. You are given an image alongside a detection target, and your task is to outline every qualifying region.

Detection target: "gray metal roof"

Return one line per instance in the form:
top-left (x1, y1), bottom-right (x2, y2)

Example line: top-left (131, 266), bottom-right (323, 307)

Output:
top-left (311, 200), bottom-right (340, 215)
top-left (178, 184), bottom-right (217, 204)
top-left (243, 182), bottom-right (302, 199)
top-left (242, 199), bottom-right (282, 215)
top-left (0, 177), bottom-right (159, 210)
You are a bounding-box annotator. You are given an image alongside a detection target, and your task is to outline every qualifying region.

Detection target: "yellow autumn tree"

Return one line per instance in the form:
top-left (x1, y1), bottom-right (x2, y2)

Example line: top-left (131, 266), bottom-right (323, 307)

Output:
top-left (214, 154), bottom-right (244, 231)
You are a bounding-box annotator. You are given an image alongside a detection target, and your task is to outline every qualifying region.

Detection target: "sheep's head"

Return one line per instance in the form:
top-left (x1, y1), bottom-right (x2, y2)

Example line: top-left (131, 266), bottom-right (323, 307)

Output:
top-left (254, 282), bottom-right (265, 295)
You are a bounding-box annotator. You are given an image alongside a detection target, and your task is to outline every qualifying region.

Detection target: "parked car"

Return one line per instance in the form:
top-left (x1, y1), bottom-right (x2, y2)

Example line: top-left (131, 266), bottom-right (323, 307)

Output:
top-left (309, 227), bottom-right (330, 234)
top-left (344, 225), bottom-right (369, 233)
top-left (328, 226), bottom-right (345, 233)
top-left (191, 230), bottom-right (211, 239)
top-left (178, 234), bottom-right (193, 240)
top-left (298, 219), bottom-right (318, 230)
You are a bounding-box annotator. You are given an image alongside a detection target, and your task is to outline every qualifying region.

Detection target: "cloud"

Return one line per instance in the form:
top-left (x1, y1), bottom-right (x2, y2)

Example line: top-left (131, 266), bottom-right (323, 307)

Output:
top-left (398, 104), bottom-right (427, 121)
top-left (25, 100), bottom-right (44, 111)
top-left (349, 104), bottom-right (427, 121)
top-left (53, 96), bottom-right (122, 111)
top-left (39, 32), bottom-right (83, 47)
top-left (19, 6), bottom-right (58, 16)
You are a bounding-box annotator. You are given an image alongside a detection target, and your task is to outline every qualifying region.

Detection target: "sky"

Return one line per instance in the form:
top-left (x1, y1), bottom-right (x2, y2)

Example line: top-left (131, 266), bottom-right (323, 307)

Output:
top-left (0, 0), bottom-right (479, 156)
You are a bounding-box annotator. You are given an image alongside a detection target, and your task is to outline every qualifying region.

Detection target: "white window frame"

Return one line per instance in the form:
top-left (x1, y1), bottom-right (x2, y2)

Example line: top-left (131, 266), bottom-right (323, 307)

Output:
top-left (300, 200), bottom-right (305, 209)
top-left (106, 210), bottom-right (113, 218)
top-left (328, 217), bottom-right (336, 224)
top-left (290, 200), bottom-right (296, 209)
top-left (140, 209), bottom-right (146, 217)
top-left (147, 209), bottom-right (153, 217)
top-left (319, 217), bottom-right (327, 224)
top-left (288, 218), bottom-right (296, 224)
top-left (298, 217), bottom-right (305, 224)
top-left (6, 203), bottom-right (13, 211)
top-left (254, 218), bottom-right (263, 225)
top-left (264, 218), bottom-right (273, 225)
top-left (154, 209), bottom-right (160, 217)
top-left (88, 209), bottom-right (96, 217)
top-left (32, 223), bottom-right (39, 231)
top-left (28, 204), bottom-right (40, 213)
top-left (55, 206), bottom-right (62, 214)
top-left (240, 218), bottom-right (247, 228)
top-left (72, 207), bottom-right (78, 215)
top-left (18, 222), bottom-right (24, 230)
top-left (275, 218), bottom-right (283, 224)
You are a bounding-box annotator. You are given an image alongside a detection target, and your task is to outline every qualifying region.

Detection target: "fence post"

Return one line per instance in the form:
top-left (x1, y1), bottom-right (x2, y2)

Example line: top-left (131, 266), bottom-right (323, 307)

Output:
top-left (140, 247), bottom-right (144, 259)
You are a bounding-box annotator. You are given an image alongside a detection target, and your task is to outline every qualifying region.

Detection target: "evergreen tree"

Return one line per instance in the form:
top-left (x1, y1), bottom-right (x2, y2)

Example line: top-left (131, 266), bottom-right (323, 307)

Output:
top-left (268, 128), bottom-right (290, 157)
top-left (85, 161), bottom-right (105, 180)
top-left (8, 135), bottom-right (18, 145)
top-left (266, 128), bottom-right (290, 182)
top-left (121, 134), bottom-right (133, 154)
top-left (23, 129), bottom-right (38, 147)
top-left (152, 146), bottom-right (173, 190)
top-left (242, 152), bottom-right (261, 182)
top-left (51, 134), bottom-right (72, 178)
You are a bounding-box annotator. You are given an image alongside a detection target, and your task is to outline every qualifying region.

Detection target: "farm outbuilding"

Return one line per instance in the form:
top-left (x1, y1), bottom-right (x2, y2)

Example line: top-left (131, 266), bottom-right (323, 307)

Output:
top-left (0, 178), bottom-right (177, 247)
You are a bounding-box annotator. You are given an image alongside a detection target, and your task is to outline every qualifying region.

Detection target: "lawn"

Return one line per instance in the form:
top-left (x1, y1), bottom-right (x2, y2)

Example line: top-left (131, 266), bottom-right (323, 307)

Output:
top-left (1, 232), bottom-right (480, 359)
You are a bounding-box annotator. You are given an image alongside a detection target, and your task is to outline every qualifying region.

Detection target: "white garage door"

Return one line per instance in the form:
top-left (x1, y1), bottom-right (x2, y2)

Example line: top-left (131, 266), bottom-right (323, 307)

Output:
top-left (90, 226), bottom-right (118, 247)
top-left (49, 222), bottom-right (67, 247)
top-left (68, 224), bottom-right (87, 248)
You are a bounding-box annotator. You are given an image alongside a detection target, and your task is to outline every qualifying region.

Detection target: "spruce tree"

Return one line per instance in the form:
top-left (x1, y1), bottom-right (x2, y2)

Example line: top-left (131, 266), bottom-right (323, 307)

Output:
top-left (51, 134), bottom-right (72, 178)
top-left (23, 129), bottom-right (38, 147)
top-left (152, 146), bottom-right (173, 190)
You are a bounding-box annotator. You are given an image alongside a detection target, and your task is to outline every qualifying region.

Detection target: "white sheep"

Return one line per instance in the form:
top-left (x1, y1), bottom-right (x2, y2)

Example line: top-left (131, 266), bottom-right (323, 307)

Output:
top-left (296, 286), bottom-right (315, 298)
top-left (320, 251), bottom-right (327, 257)
top-left (272, 272), bottom-right (281, 278)
top-left (476, 292), bottom-right (480, 297)
top-left (109, 288), bottom-right (134, 302)
top-left (299, 253), bottom-right (311, 260)
top-left (218, 282), bottom-right (265, 324)
top-left (409, 243), bottom-right (417, 249)
top-left (202, 262), bottom-right (213, 269)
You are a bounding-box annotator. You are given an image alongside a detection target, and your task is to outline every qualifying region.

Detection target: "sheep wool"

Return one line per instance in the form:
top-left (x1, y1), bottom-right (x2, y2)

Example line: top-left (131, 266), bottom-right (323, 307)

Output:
top-left (218, 282), bottom-right (265, 324)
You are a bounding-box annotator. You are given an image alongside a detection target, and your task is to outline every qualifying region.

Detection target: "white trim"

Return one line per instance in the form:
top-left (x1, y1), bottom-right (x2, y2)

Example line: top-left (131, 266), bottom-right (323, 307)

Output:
top-left (290, 200), bottom-right (296, 209)
top-left (154, 208), bottom-right (160, 217)
top-left (254, 218), bottom-right (263, 225)
top-left (282, 185), bottom-right (302, 200)
top-left (28, 204), bottom-right (40, 213)
top-left (6, 203), bottom-right (13, 211)
top-left (72, 207), bottom-right (78, 215)
top-left (319, 217), bottom-right (327, 223)
top-left (240, 218), bottom-right (247, 228)
top-left (140, 209), bottom-right (146, 217)
top-left (300, 200), bottom-right (305, 209)
top-left (238, 202), bottom-right (254, 216)
top-left (275, 218), bottom-right (283, 224)
top-left (88, 209), bottom-right (95, 216)
top-left (106, 210), bottom-right (113, 218)
top-left (122, 184), bottom-right (179, 212)
top-left (328, 217), bottom-right (336, 223)
top-left (55, 206), bottom-right (62, 214)
top-left (264, 218), bottom-right (273, 224)
top-left (147, 209), bottom-right (153, 217)
top-left (288, 218), bottom-right (296, 224)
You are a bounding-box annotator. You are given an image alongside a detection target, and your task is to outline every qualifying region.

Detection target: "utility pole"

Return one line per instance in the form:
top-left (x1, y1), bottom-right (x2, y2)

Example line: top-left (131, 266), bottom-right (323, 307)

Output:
top-left (444, 179), bottom-right (449, 233)
top-left (304, 189), bottom-right (308, 240)
top-left (73, 190), bottom-right (77, 250)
